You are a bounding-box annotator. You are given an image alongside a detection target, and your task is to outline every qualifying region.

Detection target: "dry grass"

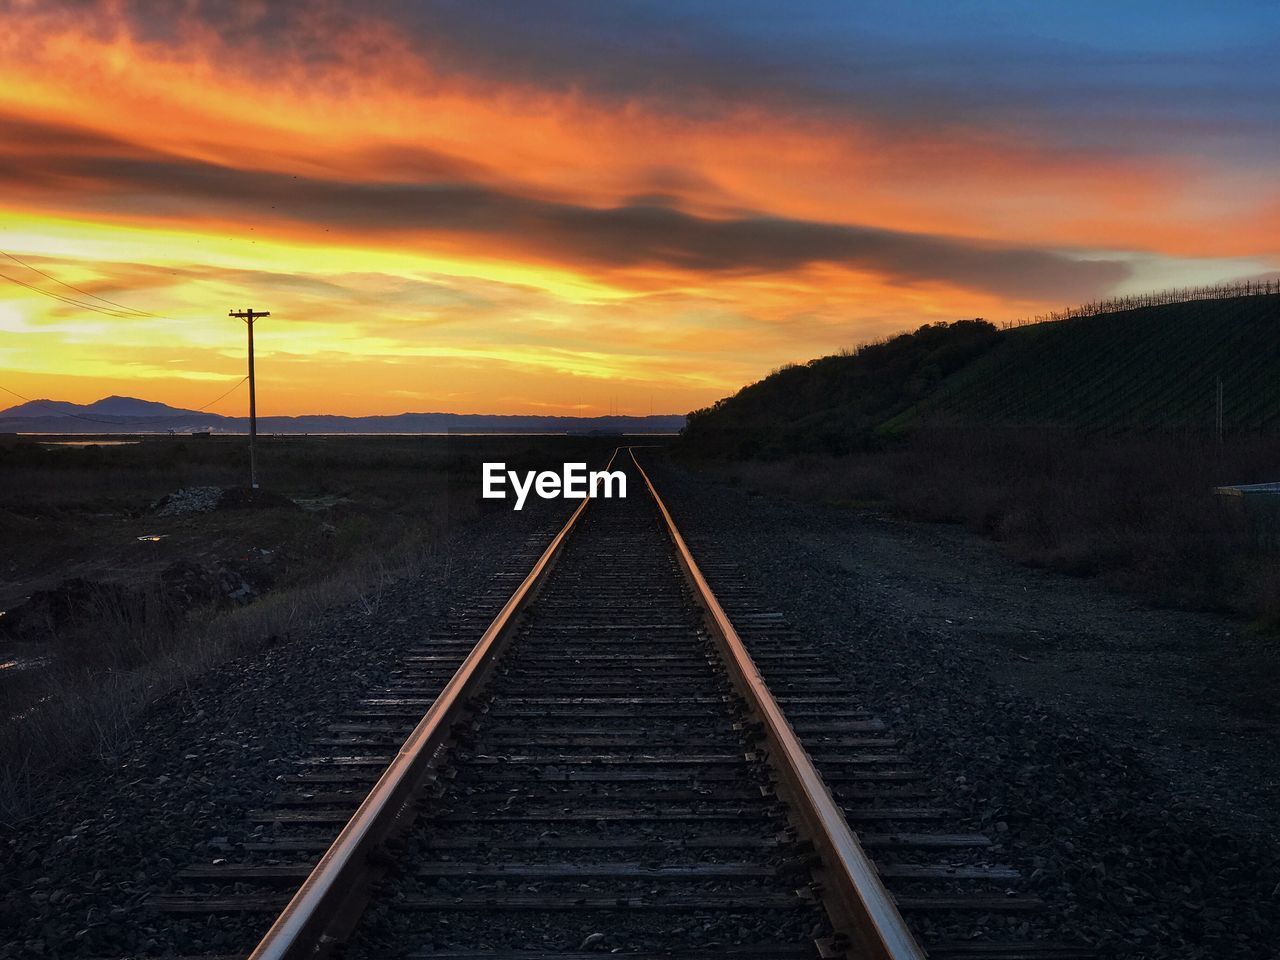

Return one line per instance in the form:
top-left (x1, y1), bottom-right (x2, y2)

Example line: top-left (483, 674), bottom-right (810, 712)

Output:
top-left (0, 434), bottom-right (618, 821)
top-left (709, 424), bottom-right (1280, 622)
top-left (0, 506), bottom-right (444, 824)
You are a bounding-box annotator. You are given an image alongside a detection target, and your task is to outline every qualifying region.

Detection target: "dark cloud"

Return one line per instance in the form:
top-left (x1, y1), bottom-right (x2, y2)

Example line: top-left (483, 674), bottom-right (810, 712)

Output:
top-left (0, 113), bottom-right (1126, 301)
top-left (0, 114), bottom-right (148, 159)
top-left (349, 143), bottom-right (491, 183)
top-left (60, 0), bottom-right (1280, 154)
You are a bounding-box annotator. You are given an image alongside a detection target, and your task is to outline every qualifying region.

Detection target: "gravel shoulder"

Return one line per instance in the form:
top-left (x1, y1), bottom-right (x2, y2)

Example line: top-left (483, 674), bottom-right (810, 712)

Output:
top-left (0, 498), bottom-right (568, 959)
top-left (6, 456), bottom-right (1278, 959)
top-left (649, 455), bottom-right (1279, 959)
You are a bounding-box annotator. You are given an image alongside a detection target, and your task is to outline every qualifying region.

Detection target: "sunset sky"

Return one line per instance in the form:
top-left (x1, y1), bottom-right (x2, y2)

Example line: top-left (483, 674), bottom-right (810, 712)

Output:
top-left (1, 1), bottom-right (1277, 416)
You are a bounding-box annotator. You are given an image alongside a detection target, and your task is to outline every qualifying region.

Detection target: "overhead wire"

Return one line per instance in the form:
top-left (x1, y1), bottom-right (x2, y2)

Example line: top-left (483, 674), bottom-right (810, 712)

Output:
top-left (191, 376), bottom-right (249, 411)
top-left (1, 250), bottom-right (160, 317)
top-left (0, 269), bottom-right (148, 320)
top-left (0, 250), bottom-right (251, 425)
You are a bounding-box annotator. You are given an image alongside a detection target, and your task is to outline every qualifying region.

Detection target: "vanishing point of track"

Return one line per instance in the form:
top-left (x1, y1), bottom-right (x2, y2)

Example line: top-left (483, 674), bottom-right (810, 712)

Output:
top-left (156, 450), bottom-right (1089, 960)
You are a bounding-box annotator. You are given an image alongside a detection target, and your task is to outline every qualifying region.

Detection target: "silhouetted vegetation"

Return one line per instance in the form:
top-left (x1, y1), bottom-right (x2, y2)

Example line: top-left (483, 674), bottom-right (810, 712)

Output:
top-left (683, 318), bottom-right (1000, 458)
top-left (678, 290), bottom-right (1280, 627)
top-left (682, 294), bottom-right (1280, 459)
top-left (0, 435), bottom-right (617, 818)
top-left (919, 294), bottom-right (1280, 434)
top-left (714, 426), bottom-right (1280, 624)
top-left (1010, 277), bottom-right (1280, 327)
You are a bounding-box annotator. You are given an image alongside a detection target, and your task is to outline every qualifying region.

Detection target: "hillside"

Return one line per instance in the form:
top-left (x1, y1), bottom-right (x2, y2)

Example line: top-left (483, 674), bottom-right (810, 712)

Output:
top-left (682, 319), bottom-right (1001, 458)
top-left (905, 294), bottom-right (1280, 434)
top-left (0, 396), bottom-right (203, 421)
top-left (0, 396), bottom-right (685, 435)
top-left (682, 294), bottom-right (1280, 458)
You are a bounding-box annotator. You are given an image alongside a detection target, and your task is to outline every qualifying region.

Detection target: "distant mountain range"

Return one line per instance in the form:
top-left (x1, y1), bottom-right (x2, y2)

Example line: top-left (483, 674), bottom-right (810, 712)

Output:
top-left (0, 395), bottom-right (686, 435)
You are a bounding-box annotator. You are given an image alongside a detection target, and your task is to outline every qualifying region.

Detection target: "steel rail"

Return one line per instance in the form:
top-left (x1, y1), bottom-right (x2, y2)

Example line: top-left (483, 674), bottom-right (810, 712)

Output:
top-left (630, 447), bottom-right (928, 960)
top-left (247, 450), bottom-right (620, 960)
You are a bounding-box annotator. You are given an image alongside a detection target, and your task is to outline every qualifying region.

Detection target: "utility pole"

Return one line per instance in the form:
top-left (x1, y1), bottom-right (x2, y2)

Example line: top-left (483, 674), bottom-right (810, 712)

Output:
top-left (229, 308), bottom-right (270, 489)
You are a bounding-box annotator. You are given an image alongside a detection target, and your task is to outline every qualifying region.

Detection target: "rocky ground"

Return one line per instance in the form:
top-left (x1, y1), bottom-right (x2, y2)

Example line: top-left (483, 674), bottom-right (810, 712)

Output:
top-left (648, 455), bottom-right (1279, 959)
top-left (0, 497), bottom-right (568, 959)
top-left (4, 452), bottom-right (1277, 958)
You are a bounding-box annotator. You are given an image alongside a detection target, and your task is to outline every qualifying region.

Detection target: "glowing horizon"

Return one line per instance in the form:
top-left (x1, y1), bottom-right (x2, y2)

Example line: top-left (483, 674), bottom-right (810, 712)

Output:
top-left (2, 2), bottom-right (1277, 417)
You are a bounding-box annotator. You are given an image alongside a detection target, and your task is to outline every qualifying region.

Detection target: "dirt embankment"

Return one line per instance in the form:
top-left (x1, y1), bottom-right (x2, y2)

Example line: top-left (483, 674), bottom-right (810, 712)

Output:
top-left (0, 435), bottom-right (621, 818)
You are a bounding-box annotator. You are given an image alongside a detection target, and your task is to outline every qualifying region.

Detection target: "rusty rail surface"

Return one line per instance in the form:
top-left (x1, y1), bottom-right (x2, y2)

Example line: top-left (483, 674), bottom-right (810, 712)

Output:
top-left (630, 448), bottom-right (927, 960)
top-left (246, 451), bottom-right (619, 960)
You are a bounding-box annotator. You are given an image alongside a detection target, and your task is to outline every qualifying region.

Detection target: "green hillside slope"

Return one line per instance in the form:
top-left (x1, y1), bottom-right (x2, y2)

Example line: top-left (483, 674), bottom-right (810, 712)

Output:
top-left (909, 294), bottom-right (1280, 434)
top-left (683, 294), bottom-right (1280, 458)
top-left (683, 319), bottom-right (1000, 458)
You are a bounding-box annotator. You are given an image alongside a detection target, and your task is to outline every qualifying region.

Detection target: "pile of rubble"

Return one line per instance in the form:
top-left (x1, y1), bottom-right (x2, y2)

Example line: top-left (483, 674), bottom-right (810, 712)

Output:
top-left (152, 486), bottom-right (223, 517)
top-left (152, 486), bottom-right (299, 518)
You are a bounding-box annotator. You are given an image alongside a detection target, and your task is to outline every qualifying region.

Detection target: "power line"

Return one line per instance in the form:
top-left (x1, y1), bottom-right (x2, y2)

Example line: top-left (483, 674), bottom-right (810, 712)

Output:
top-left (192, 375), bottom-right (249, 411)
top-left (1, 251), bottom-right (159, 318)
top-left (0, 255), bottom-right (251, 426)
top-left (0, 255), bottom-right (254, 429)
top-left (0, 269), bottom-right (146, 320)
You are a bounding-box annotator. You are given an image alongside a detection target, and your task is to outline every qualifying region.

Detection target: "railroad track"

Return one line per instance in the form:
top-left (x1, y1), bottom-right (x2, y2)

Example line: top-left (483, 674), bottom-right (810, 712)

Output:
top-left (153, 450), bottom-right (1089, 959)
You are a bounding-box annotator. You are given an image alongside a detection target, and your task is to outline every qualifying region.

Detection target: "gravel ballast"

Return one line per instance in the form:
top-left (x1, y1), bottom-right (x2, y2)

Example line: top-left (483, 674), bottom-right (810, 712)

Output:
top-left (0, 498), bottom-right (569, 959)
top-left (647, 455), bottom-right (1279, 960)
top-left (5, 457), bottom-right (1277, 958)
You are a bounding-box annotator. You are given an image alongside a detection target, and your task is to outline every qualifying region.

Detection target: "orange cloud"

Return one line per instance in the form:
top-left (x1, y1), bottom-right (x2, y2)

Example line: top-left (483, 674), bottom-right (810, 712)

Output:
top-left (0, 2), bottom-right (1275, 417)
